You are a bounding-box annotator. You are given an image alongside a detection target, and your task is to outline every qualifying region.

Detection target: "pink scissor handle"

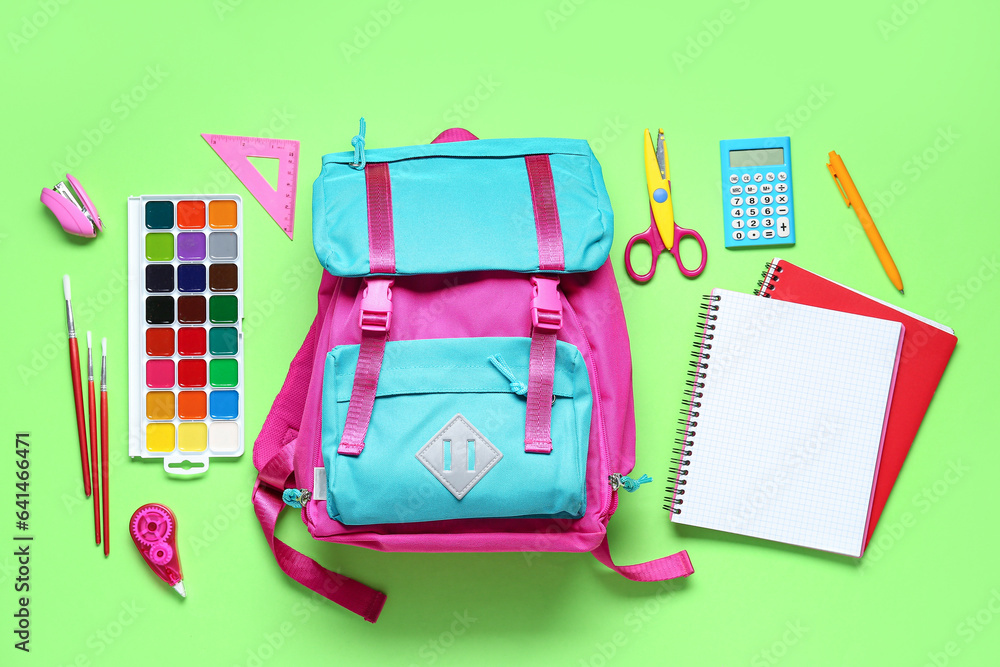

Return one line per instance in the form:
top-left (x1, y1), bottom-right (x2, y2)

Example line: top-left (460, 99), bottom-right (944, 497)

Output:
top-left (625, 207), bottom-right (708, 281)
top-left (624, 221), bottom-right (667, 282)
top-left (670, 223), bottom-right (708, 278)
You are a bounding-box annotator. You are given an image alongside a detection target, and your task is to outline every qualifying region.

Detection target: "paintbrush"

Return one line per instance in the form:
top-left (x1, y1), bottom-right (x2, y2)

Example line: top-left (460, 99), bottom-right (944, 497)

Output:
top-left (63, 275), bottom-right (92, 497)
top-left (87, 332), bottom-right (101, 544)
top-left (101, 338), bottom-right (110, 556)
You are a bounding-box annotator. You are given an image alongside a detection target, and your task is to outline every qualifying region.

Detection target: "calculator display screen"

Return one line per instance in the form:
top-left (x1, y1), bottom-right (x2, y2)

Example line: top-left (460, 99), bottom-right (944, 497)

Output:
top-left (729, 148), bottom-right (784, 168)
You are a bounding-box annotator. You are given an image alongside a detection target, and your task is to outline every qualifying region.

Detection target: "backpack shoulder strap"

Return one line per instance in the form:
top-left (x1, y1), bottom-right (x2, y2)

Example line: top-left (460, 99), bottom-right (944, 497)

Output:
top-left (252, 271), bottom-right (386, 622)
top-left (591, 536), bottom-right (693, 581)
top-left (253, 440), bottom-right (387, 622)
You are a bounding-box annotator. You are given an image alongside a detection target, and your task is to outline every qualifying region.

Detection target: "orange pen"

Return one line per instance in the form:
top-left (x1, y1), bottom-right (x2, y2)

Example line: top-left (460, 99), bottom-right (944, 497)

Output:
top-left (827, 151), bottom-right (904, 294)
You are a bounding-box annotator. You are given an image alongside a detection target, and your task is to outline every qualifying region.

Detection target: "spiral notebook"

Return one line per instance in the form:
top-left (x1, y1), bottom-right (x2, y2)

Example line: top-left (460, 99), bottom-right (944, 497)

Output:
top-left (665, 289), bottom-right (904, 557)
top-left (756, 258), bottom-right (957, 547)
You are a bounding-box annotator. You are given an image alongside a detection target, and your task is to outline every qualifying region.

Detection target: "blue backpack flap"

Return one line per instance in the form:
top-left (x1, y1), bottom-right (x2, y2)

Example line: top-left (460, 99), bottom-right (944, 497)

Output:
top-left (312, 138), bottom-right (614, 276)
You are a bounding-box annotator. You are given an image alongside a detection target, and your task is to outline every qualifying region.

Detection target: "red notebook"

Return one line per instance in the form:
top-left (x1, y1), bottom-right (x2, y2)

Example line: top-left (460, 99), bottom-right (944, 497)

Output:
top-left (757, 259), bottom-right (957, 547)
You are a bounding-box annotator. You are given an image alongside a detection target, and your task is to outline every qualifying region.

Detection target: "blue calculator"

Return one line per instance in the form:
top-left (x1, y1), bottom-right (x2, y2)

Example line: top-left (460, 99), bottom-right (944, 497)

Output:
top-left (720, 136), bottom-right (795, 248)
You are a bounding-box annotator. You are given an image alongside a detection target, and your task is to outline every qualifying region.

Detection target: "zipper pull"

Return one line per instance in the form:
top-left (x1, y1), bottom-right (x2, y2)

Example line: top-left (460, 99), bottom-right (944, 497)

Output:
top-left (488, 354), bottom-right (528, 395)
top-left (609, 473), bottom-right (652, 493)
top-left (350, 117), bottom-right (367, 170)
top-left (282, 488), bottom-right (312, 508)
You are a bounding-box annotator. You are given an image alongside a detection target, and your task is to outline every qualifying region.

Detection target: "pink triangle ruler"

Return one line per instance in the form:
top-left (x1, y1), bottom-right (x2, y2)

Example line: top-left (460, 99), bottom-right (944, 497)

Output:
top-left (202, 133), bottom-right (300, 240)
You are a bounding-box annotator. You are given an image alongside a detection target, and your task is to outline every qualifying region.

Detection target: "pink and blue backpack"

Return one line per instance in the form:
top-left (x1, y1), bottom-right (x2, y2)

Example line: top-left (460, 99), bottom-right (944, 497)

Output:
top-left (251, 125), bottom-right (694, 623)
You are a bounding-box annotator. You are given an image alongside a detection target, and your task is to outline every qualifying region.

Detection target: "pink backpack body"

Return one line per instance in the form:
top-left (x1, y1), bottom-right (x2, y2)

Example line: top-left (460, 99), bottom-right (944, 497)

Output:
top-left (252, 128), bottom-right (693, 622)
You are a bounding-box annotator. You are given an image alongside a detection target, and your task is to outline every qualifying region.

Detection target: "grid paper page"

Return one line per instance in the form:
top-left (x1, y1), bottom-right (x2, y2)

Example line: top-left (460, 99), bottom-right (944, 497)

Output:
top-left (672, 289), bottom-right (903, 557)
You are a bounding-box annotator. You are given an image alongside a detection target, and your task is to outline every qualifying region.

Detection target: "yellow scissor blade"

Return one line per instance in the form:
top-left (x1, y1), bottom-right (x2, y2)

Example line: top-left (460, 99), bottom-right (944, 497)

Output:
top-left (644, 128), bottom-right (675, 250)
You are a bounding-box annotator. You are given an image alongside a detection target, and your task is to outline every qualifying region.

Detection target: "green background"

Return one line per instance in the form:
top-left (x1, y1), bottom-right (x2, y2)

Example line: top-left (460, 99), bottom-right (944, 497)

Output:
top-left (2, 0), bottom-right (998, 664)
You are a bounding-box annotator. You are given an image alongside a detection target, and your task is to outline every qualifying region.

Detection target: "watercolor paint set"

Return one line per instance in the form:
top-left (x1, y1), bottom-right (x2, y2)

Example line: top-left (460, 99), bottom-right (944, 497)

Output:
top-left (128, 194), bottom-right (245, 474)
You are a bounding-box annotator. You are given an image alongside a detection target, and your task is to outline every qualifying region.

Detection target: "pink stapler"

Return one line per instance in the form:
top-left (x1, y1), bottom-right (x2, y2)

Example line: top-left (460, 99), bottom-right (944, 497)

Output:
top-left (41, 174), bottom-right (104, 238)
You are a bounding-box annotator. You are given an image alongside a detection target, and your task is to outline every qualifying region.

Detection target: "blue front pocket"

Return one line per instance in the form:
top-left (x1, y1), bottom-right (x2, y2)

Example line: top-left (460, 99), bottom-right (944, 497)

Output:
top-left (322, 337), bottom-right (592, 525)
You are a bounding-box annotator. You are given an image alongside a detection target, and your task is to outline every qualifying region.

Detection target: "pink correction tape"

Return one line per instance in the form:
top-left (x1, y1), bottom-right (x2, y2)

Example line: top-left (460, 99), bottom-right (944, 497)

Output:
top-left (40, 174), bottom-right (104, 238)
top-left (130, 504), bottom-right (185, 597)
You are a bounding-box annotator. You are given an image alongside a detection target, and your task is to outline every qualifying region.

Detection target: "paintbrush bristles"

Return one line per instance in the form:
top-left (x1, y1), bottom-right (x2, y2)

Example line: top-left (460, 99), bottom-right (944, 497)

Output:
top-left (100, 337), bottom-right (107, 388)
top-left (87, 331), bottom-right (94, 378)
top-left (63, 275), bottom-right (76, 336)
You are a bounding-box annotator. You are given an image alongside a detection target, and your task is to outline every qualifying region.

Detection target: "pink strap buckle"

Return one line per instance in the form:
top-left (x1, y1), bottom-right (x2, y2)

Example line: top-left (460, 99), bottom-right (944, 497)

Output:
top-left (530, 276), bottom-right (562, 333)
top-left (359, 279), bottom-right (393, 332)
top-left (339, 279), bottom-right (394, 457)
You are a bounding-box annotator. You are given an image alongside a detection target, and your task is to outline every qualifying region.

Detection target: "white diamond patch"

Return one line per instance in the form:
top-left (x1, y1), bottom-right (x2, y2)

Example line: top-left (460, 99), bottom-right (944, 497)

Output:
top-left (416, 414), bottom-right (502, 500)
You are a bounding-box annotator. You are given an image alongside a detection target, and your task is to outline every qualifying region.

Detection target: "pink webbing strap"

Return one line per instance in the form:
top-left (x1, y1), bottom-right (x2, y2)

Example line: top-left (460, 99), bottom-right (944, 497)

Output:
top-left (591, 535), bottom-right (694, 582)
top-left (524, 155), bottom-right (565, 454)
top-left (365, 162), bottom-right (395, 274)
top-left (338, 161), bottom-right (397, 456)
top-left (253, 442), bottom-right (387, 623)
top-left (524, 154), bottom-right (565, 272)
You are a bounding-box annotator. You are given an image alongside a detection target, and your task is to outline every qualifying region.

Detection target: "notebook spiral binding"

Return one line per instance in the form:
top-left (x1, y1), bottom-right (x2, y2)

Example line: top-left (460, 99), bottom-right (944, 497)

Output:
top-left (753, 260), bottom-right (784, 297)
top-left (663, 293), bottom-right (720, 515)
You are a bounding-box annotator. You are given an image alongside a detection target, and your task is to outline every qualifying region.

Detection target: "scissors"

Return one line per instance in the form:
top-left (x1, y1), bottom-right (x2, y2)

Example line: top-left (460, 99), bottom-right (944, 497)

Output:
top-left (624, 129), bottom-right (707, 281)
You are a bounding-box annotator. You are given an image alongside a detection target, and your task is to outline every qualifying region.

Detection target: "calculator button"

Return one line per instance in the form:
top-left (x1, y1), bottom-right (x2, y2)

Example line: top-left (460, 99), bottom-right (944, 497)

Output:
top-left (762, 207), bottom-right (773, 216)
top-left (731, 208), bottom-right (744, 217)
top-left (761, 195), bottom-right (773, 205)
top-left (777, 206), bottom-right (788, 215)
top-left (776, 194), bottom-right (789, 204)
top-left (729, 174), bottom-right (739, 184)
top-left (745, 184), bottom-right (758, 194)
top-left (731, 219), bottom-right (744, 229)
top-left (730, 196), bottom-right (743, 206)
top-left (748, 218), bottom-right (759, 228)
top-left (760, 183), bottom-right (773, 193)
top-left (730, 185), bottom-right (743, 195)
top-left (741, 174), bottom-right (751, 183)
top-left (765, 172), bottom-right (775, 182)
top-left (747, 230), bottom-right (760, 240)
top-left (746, 196), bottom-right (757, 206)
top-left (776, 182), bottom-right (788, 193)
top-left (777, 217), bottom-right (791, 237)
top-left (753, 173), bottom-right (763, 182)
top-left (762, 217), bottom-right (774, 227)
top-left (732, 230), bottom-right (745, 241)
top-left (747, 207), bottom-right (758, 217)
top-left (777, 171), bottom-right (787, 181)
top-left (762, 229), bottom-right (775, 239)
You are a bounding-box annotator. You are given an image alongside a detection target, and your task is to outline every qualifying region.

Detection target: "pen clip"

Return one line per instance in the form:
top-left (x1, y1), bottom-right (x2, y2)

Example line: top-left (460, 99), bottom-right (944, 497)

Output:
top-left (827, 163), bottom-right (852, 208)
